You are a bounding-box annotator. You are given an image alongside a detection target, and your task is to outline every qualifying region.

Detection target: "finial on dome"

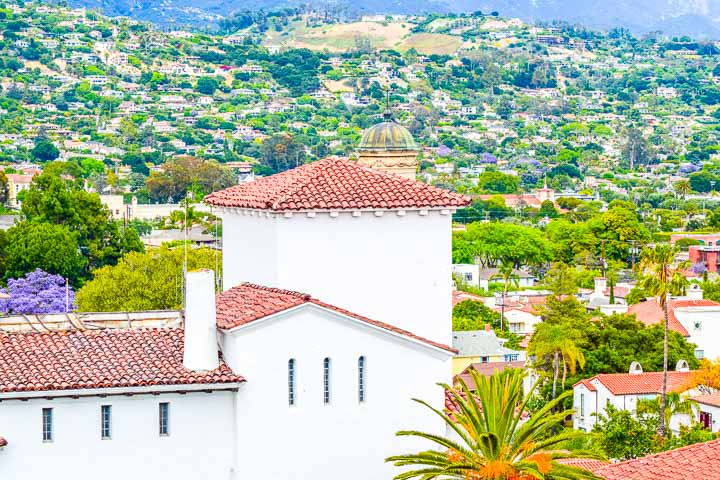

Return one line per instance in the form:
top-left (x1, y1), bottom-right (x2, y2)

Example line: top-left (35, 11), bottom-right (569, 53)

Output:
top-left (383, 89), bottom-right (393, 120)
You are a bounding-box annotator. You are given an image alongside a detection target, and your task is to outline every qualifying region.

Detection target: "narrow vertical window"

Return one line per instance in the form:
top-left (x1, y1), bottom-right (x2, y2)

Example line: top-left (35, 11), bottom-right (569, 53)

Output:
top-left (101, 405), bottom-right (112, 439)
top-left (159, 402), bottom-right (170, 436)
top-left (358, 356), bottom-right (366, 403)
top-left (288, 359), bottom-right (296, 406)
top-left (580, 393), bottom-right (585, 417)
top-left (323, 357), bottom-right (331, 404)
top-left (42, 408), bottom-right (53, 442)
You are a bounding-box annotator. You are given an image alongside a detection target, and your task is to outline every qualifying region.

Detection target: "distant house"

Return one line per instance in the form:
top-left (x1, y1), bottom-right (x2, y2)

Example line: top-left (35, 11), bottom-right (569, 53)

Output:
top-left (694, 393), bottom-right (720, 432)
top-left (628, 292), bottom-right (720, 360)
top-left (453, 264), bottom-right (535, 291)
top-left (572, 361), bottom-right (696, 433)
top-left (452, 326), bottom-right (525, 375)
top-left (6, 174), bottom-right (34, 208)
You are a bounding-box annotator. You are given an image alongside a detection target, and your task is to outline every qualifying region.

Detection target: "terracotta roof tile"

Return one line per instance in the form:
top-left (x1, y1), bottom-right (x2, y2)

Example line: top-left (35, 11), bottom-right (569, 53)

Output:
top-left (557, 458), bottom-right (609, 472)
top-left (595, 438), bottom-right (720, 479)
top-left (216, 283), bottom-right (456, 353)
top-left (694, 393), bottom-right (720, 408)
top-left (576, 371), bottom-right (693, 396)
top-left (456, 361), bottom-right (526, 388)
top-left (0, 329), bottom-right (243, 394)
top-left (627, 298), bottom-right (720, 337)
top-left (204, 157), bottom-right (470, 211)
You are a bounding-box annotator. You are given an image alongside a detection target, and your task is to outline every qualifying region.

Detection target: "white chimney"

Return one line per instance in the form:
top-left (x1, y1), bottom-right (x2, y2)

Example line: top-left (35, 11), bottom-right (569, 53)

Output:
top-left (594, 277), bottom-right (607, 297)
top-left (687, 284), bottom-right (704, 300)
top-left (183, 269), bottom-right (220, 372)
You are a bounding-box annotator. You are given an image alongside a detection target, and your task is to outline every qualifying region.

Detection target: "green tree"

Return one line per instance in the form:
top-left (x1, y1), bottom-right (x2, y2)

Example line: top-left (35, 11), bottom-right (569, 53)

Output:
top-left (386, 369), bottom-right (602, 479)
top-left (2, 222), bottom-right (86, 282)
top-left (637, 245), bottom-right (690, 437)
top-left (452, 299), bottom-right (501, 330)
top-left (592, 405), bottom-right (657, 461)
top-left (637, 392), bottom-right (696, 432)
top-left (196, 76), bottom-right (219, 95)
top-left (476, 171), bottom-right (520, 194)
top-left (76, 246), bottom-right (220, 311)
top-left (20, 172), bottom-right (144, 278)
top-left (0, 171), bottom-right (8, 206)
top-left (31, 139), bottom-right (60, 162)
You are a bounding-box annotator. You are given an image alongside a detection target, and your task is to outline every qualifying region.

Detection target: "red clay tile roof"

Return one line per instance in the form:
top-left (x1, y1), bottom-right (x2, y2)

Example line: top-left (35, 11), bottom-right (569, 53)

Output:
top-left (0, 329), bottom-right (243, 394)
top-left (576, 371), bottom-right (693, 396)
top-left (573, 378), bottom-right (597, 392)
top-left (217, 283), bottom-right (456, 353)
top-left (0, 437), bottom-right (6, 447)
top-left (456, 361), bottom-right (526, 389)
top-left (204, 157), bottom-right (470, 211)
top-left (452, 290), bottom-right (485, 307)
top-left (627, 298), bottom-right (720, 337)
top-left (594, 438), bottom-right (720, 480)
top-left (694, 393), bottom-right (720, 408)
top-left (557, 458), bottom-right (609, 472)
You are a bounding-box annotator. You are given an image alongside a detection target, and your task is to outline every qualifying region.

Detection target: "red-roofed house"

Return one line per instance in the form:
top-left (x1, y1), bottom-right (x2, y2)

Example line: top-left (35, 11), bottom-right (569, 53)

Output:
top-left (628, 294), bottom-right (720, 360)
top-left (573, 364), bottom-right (696, 433)
top-left (592, 438), bottom-right (720, 479)
top-left (694, 393), bottom-right (720, 432)
top-left (6, 173), bottom-right (34, 208)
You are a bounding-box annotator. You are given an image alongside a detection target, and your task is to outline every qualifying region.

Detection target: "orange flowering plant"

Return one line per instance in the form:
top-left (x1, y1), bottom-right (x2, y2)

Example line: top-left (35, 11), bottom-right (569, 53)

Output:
top-left (386, 369), bottom-right (603, 479)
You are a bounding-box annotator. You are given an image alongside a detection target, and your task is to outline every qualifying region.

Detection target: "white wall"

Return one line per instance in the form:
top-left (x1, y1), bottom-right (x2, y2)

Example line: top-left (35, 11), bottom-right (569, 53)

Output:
top-left (220, 304), bottom-right (452, 480)
top-left (0, 391), bottom-right (236, 480)
top-left (221, 208), bottom-right (454, 346)
top-left (676, 307), bottom-right (720, 360)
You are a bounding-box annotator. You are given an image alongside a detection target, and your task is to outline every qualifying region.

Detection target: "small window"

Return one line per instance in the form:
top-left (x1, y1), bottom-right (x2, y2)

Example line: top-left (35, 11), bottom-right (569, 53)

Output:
top-left (358, 356), bottom-right (366, 403)
top-left (580, 393), bottom-right (585, 417)
top-left (42, 408), bottom-right (53, 442)
top-left (323, 357), bottom-right (331, 404)
top-left (288, 359), bottom-right (296, 406)
top-left (101, 405), bottom-right (112, 439)
top-left (159, 403), bottom-right (169, 436)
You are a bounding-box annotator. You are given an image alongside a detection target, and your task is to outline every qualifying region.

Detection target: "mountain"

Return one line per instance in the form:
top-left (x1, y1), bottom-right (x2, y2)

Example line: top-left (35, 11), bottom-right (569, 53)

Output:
top-left (59, 0), bottom-right (720, 38)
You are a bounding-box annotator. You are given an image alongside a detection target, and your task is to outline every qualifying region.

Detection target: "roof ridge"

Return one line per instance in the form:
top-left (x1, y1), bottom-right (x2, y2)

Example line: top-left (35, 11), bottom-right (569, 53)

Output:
top-left (240, 282), bottom-right (312, 301)
top-left (597, 438), bottom-right (720, 472)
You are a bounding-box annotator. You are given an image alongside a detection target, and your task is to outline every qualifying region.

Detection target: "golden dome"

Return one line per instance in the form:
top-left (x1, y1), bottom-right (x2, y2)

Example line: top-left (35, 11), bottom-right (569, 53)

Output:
top-left (358, 117), bottom-right (418, 152)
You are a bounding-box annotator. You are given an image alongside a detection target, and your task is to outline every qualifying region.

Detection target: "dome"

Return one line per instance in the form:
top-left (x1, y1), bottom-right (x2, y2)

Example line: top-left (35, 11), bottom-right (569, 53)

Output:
top-left (358, 121), bottom-right (419, 152)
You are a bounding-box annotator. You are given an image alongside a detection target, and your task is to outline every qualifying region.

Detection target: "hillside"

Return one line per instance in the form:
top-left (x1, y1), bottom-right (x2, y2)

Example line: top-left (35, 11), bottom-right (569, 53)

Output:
top-left (57, 0), bottom-right (720, 38)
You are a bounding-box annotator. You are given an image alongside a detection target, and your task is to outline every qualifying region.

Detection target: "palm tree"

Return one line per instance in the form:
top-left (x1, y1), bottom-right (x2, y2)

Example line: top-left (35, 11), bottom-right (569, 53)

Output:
top-left (528, 323), bottom-right (585, 405)
top-left (386, 369), bottom-right (602, 480)
top-left (637, 244), bottom-right (690, 437)
top-left (673, 179), bottom-right (691, 200)
top-left (637, 392), bottom-right (697, 434)
top-left (490, 259), bottom-right (520, 330)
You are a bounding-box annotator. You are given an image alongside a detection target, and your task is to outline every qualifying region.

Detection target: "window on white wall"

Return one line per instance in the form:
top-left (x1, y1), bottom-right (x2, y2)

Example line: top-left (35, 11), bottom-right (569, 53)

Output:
top-left (159, 402), bottom-right (170, 436)
top-left (101, 405), bottom-right (112, 439)
top-left (42, 407), bottom-right (53, 442)
top-left (580, 393), bottom-right (585, 417)
top-left (358, 356), bottom-right (366, 403)
top-left (323, 357), bottom-right (331, 404)
top-left (288, 359), bottom-right (296, 406)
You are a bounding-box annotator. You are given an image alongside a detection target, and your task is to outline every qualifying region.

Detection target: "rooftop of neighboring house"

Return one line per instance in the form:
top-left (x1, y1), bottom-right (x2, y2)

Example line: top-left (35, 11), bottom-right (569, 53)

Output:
top-left (451, 326), bottom-right (522, 358)
top-left (590, 438), bottom-right (720, 480)
top-left (574, 369), bottom-right (694, 396)
top-left (456, 360), bottom-right (526, 387)
top-left (693, 392), bottom-right (720, 408)
top-left (627, 297), bottom-right (720, 337)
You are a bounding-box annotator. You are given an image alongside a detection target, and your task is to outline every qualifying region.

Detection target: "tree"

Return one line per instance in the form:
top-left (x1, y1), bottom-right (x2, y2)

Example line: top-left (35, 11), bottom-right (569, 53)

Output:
top-left (637, 245), bottom-right (690, 437)
top-left (386, 369), bottom-right (602, 480)
top-left (76, 247), bottom-right (220, 311)
top-left (2, 222), bottom-right (86, 283)
top-left (258, 134), bottom-right (307, 175)
top-left (673, 179), bottom-right (691, 199)
top-left (490, 258), bottom-right (519, 329)
top-left (452, 299), bottom-right (501, 331)
top-left (452, 223), bottom-right (552, 268)
top-left (637, 392), bottom-right (697, 432)
top-left (145, 156), bottom-right (235, 202)
top-left (20, 172), bottom-right (144, 278)
top-left (476, 171), bottom-right (519, 194)
top-left (196, 76), bottom-right (219, 95)
top-left (592, 405), bottom-right (657, 461)
top-left (529, 322), bottom-right (585, 406)
top-left (31, 139), bottom-right (60, 162)
top-left (621, 127), bottom-right (653, 170)
top-left (0, 171), bottom-right (8, 206)
top-left (0, 269), bottom-right (75, 314)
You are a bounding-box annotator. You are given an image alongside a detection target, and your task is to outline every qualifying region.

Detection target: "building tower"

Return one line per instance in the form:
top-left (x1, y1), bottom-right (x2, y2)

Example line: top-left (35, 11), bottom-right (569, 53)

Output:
top-left (357, 109), bottom-right (420, 180)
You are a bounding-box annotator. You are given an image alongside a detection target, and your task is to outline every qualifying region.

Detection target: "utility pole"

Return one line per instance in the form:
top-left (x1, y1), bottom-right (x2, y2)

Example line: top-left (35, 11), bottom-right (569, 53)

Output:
top-left (601, 239), bottom-right (606, 277)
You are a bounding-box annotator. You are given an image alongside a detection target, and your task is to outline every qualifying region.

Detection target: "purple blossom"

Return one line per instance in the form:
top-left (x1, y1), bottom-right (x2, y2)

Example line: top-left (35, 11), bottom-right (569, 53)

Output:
top-left (437, 145), bottom-right (453, 157)
top-left (679, 163), bottom-right (699, 174)
top-left (479, 152), bottom-right (498, 164)
top-left (0, 269), bottom-right (75, 315)
top-left (691, 262), bottom-right (707, 275)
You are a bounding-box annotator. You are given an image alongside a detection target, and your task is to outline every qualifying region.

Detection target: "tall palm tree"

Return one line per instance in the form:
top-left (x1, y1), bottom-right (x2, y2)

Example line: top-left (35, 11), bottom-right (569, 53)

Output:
top-left (491, 259), bottom-right (520, 330)
top-left (386, 369), bottom-right (602, 480)
top-left (637, 392), bottom-right (697, 434)
top-left (673, 179), bottom-right (691, 200)
top-left (637, 244), bottom-right (689, 437)
top-left (528, 323), bottom-right (585, 405)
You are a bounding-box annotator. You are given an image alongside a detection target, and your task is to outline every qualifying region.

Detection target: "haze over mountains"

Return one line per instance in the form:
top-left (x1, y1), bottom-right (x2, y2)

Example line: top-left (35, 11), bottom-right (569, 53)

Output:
top-left (63, 0), bottom-right (720, 38)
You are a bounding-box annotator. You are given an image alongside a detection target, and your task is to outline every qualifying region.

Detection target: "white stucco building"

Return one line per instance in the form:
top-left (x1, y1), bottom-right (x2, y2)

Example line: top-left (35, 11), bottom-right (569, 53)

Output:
top-left (0, 157), bottom-right (470, 479)
top-left (572, 361), bottom-right (696, 433)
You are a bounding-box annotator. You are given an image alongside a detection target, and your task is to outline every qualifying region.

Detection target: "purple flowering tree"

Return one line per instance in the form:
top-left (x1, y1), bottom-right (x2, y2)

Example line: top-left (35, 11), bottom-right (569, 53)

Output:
top-left (0, 269), bottom-right (75, 315)
top-left (691, 262), bottom-right (707, 275)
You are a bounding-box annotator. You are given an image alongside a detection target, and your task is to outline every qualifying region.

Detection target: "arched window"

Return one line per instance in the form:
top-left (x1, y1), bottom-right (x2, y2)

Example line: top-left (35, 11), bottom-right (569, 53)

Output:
top-left (323, 357), bottom-right (331, 404)
top-left (288, 359), bottom-right (296, 406)
top-left (358, 356), bottom-right (366, 403)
